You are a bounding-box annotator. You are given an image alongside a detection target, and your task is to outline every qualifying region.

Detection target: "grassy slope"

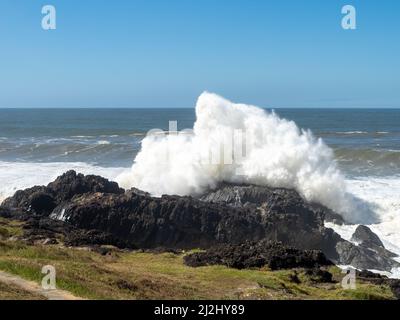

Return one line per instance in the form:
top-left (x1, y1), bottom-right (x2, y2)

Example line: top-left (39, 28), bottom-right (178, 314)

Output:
top-left (0, 281), bottom-right (45, 300)
top-left (0, 218), bottom-right (395, 300)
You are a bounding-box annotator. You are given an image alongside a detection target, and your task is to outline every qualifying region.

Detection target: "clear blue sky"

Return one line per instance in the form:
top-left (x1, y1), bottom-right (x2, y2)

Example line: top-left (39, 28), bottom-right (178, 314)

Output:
top-left (0, 0), bottom-right (399, 108)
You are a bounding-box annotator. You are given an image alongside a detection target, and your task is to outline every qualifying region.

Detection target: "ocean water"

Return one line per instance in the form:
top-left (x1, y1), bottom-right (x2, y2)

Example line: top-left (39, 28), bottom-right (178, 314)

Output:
top-left (1, 103), bottom-right (400, 275)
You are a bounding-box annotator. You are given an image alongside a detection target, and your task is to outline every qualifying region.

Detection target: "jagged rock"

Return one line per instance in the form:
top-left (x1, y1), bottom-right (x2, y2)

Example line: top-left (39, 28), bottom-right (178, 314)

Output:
top-left (352, 225), bottom-right (384, 248)
top-left (200, 183), bottom-right (345, 225)
top-left (183, 240), bottom-right (333, 271)
top-left (47, 170), bottom-right (124, 203)
top-left (1, 170), bottom-right (124, 216)
top-left (335, 240), bottom-right (399, 271)
top-left (51, 191), bottom-right (266, 249)
top-left (350, 226), bottom-right (398, 263)
top-left (49, 188), bottom-right (343, 258)
top-left (202, 184), bottom-right (345, 258)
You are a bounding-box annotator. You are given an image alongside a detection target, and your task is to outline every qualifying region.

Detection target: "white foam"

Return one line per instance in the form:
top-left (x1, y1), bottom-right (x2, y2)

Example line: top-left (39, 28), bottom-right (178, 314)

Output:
top-left (117, 92), bottom-right (368, 223)
top-left (325, 176), bottom-right (400, 278)
top-left (0, 161), bottom-right (125, 204)
top-left (328, 177), bottom-right (400, 256)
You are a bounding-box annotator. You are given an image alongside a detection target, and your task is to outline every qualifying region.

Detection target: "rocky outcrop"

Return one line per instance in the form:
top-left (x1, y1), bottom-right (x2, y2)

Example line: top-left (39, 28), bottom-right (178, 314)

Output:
top-left (332, 225), bottom-right (400, 271)
top-left (351, 225), bottom-right (398, 259)
top-left (183, 240), bottom-right (333, 271)
top-left (12, 216), bottom-right (131, 249)
top-left (335, 241), bottom-right (399, 271)
top-left (352, 225), bottom-right (384, 248)
top-left (1, 171), bottom-right (123, 216)
top-left (50, 190), bottom-right (266, 249)
top-left (1, 171), bottom-right (399, 272)
top-left (199, 183), bottom-right (345, 225)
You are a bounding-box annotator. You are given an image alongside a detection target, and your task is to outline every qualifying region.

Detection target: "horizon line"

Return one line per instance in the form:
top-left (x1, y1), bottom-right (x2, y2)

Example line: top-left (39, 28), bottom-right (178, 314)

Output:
top-left (1, 106), bottom-right (400, 110)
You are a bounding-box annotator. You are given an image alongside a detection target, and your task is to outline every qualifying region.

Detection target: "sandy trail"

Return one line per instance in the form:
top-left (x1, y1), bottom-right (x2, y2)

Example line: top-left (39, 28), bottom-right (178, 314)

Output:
top-left (0, 270), bottom-right (84, 300)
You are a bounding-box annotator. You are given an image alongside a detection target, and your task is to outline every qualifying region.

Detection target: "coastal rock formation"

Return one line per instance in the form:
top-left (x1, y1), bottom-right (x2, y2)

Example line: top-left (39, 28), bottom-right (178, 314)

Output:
top-left (50, 191), bottom-right (267, 249)
top-left (1, 171), bottom-right (123, 216)
top-left (1, 171), bottom-right (399, 272)
top-left (183, 240), bottom-right (333, 270)
top-left (199, 183), bottom-right (345, 225)
top-left (351, 225), bottom-right (386, 250)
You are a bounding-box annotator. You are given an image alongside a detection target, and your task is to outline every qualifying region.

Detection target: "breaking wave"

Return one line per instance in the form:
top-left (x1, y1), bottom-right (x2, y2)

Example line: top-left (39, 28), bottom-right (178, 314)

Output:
top-left (118, 92), bottom-right (373, 223)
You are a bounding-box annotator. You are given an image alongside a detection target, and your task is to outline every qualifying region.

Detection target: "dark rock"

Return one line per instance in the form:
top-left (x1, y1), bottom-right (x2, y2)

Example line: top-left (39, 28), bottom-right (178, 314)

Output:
top-left (64, 229), bottom-right (134, 249)
top-left (183, 240), bottom-right (333, 270)
top-left (352, 225), bottom-right (384, 248)
top-left (335, 240), bottom-right (399, 271)
top-left (1, 171), bottom-right (124, 216)
top-left (47, 170), bottom-right (124, 203)
top-left (1, 186), bottom-right (53, 216)
top-left (51, 191), bottom-right (266, 249)
top-left (200, 183), bottom-right (345, 225)
top-left (49, 184), bottom-right (344, 260)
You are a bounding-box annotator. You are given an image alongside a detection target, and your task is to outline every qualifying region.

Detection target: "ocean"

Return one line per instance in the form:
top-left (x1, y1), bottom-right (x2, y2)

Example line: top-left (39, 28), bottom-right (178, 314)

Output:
top-left (1, 104), bottom-right (400, 274)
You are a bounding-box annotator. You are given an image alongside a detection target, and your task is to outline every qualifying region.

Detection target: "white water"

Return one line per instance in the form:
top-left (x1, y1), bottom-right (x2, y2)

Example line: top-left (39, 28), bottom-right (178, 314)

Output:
top-left (326, 176), bottom-right (400, 278)
top-left (117, 92), bottom-right (370, 224)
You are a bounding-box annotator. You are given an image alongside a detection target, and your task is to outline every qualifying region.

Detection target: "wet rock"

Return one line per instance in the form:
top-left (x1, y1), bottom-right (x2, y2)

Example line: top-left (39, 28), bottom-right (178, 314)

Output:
top-left (335, 240), bottom-right (400, 271)
top-left (183, 240), bottom-right (333, 270)
top-left (200, 183), bottom-right (345, 225)
top-left (352, 225), bottom-right (384, 248)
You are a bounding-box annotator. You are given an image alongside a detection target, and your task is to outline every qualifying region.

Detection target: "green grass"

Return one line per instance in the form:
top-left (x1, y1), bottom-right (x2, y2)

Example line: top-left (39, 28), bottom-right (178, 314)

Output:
top-left (0, 238), bottom-right (396, 300)
top-left (0, 217), bottom-right (24, 239)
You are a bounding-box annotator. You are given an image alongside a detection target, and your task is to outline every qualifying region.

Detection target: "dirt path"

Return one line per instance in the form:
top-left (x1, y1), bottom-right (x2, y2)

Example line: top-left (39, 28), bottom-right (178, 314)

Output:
top-left (0, 270), bottom-right (84, 300)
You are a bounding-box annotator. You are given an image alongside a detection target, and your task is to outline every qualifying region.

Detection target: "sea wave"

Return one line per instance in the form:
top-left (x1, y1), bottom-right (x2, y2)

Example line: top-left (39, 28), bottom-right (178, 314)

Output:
top-left (334, 148), bottom-right (400, 175)
top-left (117, 92), bottom-right (371, 223)
top-left (326, 176), bottom-right (400, 278)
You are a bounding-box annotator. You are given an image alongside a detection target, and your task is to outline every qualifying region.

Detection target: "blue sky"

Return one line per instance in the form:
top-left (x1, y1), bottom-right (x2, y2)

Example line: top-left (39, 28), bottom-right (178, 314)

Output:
top-left (0, 0), bottom-right (399, 108)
